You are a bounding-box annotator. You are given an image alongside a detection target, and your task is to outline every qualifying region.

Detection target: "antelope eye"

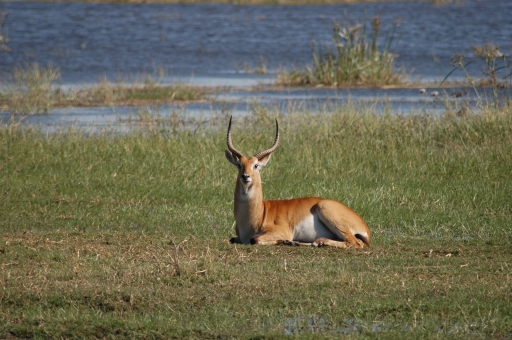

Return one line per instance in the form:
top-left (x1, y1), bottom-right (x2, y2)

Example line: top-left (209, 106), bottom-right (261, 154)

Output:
top-left (254, 163), bottom-right (259, 170)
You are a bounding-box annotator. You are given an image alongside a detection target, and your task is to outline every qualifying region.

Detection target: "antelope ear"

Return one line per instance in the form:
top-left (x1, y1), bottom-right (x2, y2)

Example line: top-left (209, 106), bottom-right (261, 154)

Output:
top-left (257, 153), bottom-right (272, 167)
top-left (225, 150), bottom-right (240, 166)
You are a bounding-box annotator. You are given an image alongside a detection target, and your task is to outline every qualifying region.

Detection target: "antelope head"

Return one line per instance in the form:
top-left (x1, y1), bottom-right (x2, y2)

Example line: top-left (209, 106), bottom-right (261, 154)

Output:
top-left (225, 116), bottom-right (279, 193)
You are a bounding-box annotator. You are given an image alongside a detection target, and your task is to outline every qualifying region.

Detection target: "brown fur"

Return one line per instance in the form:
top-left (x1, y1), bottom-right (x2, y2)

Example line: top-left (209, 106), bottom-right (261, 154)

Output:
top-left (225, 118), bottom-right (370, 249)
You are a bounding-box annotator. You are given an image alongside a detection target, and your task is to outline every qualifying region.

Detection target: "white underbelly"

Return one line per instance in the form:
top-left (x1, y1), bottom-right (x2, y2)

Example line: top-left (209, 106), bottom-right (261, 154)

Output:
top-left (292, 214), bottom-right (335, 242)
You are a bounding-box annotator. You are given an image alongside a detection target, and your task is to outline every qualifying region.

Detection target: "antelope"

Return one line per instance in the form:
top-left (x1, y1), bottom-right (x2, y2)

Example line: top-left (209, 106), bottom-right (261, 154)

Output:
top-left (225, 116), bottom-right (370, 248)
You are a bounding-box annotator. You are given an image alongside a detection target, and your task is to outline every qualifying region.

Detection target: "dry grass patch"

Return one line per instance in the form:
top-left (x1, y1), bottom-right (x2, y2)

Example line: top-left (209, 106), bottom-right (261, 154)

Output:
top-left (1, 231), bottom-right (511, 338)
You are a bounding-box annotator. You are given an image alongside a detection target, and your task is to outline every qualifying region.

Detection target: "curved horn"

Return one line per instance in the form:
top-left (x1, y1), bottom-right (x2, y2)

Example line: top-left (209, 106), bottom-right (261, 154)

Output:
top-left (253, 119), bottom-right (280, 160)
top-left (226, 115), bottom-right (244, 159)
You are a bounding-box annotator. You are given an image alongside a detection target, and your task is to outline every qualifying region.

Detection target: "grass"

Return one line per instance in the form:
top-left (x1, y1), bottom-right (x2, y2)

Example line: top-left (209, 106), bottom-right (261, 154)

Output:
top-left (234, 55), bottom-right (268, 74)
top-left (0, 64), bottom-right (210, 115)
top-left (1, 63), bottom-right (61, 115)
top-left (68, 77), bottom-right (210, 107)
top-left (278, 16), bottom-right (408, 87)
top-left (1, 98), bottom-right (511, 337)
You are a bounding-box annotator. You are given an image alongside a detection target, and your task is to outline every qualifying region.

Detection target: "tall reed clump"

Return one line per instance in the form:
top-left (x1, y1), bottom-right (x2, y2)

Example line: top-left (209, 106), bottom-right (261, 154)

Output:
top-left (278, 16), bottom-right (406, 87)
top-left (442, 43), bottom-right (511, 114)
top-left (3, 63), bottom-right (61, 115)
top-left (472, 43), bottom-right (511, 109)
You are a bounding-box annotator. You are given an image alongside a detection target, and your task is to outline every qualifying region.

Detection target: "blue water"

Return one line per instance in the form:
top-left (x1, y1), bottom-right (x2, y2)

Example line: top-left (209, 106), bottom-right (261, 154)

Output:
top-left (1, 1), bottom-right (511, 84)
top-left (0, 1), bottom-right (510, 129)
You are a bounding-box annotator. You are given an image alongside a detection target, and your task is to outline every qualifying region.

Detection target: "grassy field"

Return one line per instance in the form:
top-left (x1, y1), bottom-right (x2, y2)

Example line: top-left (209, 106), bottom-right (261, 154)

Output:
top-left (1, 100), bottom-right (511, 338)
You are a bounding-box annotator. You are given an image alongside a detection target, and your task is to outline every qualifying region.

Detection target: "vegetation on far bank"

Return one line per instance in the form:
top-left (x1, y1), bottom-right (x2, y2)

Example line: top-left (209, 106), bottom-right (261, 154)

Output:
top-left (0, 63), bottom-right (210, 115)
top-left (2, 41), bottom-right (509, 116)
top-left (278, 16), bottom-right (409, 87)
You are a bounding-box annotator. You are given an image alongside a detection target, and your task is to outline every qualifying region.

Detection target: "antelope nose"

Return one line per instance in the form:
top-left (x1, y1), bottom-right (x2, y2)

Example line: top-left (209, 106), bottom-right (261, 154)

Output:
top-left (242, 174), bottom-right (251, 182)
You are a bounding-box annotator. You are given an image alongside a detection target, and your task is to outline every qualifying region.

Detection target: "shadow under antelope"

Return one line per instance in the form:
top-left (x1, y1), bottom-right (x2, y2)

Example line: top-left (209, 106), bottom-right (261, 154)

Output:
top-left (225, 116), bottom-right (370, 248)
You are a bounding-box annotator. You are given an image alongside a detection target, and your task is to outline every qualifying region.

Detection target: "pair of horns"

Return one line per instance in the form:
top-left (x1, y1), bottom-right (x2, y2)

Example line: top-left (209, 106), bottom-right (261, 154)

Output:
top-left (226, 115), bottom-right (279, 160)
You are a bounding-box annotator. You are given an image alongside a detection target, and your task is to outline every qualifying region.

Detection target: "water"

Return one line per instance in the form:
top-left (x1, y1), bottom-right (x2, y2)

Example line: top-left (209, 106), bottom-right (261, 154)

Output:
top-left (2, 1), bottom-right (511, 83)
top-left (0, 1), bottom-right (511, 128)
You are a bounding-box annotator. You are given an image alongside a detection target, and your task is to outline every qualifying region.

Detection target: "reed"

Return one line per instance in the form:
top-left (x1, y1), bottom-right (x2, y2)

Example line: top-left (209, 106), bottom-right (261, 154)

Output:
top-left (471, 43), bottom-right (511, 108)
top-left (278, 16), bottom-right (407, 87)
top-left (2, 63), bottom-right (61, 115)
top-left (234, 55), bottom-right (268, 74)
top-left (440, 43), bottom-right (511, 115)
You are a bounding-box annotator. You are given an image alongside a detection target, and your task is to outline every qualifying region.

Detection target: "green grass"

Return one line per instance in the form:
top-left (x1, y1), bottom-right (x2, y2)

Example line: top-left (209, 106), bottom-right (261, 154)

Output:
top-left (1, 101), bottom-right (511, 338)
top-left (278, 17), bottom-right (408, 87)
top-left (67, 77), bottom-right (210, 107)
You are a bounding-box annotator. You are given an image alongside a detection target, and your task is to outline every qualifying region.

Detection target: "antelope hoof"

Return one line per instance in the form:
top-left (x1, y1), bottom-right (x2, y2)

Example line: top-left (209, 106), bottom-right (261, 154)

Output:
top-left (250, 237), bottom-right (258, 245)
top-left (278, 240), bottom-right (299, 246)
top-left (229, 237), bottom-right (240, 244)
top-left (312, 241), bottom-right (325, 248)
